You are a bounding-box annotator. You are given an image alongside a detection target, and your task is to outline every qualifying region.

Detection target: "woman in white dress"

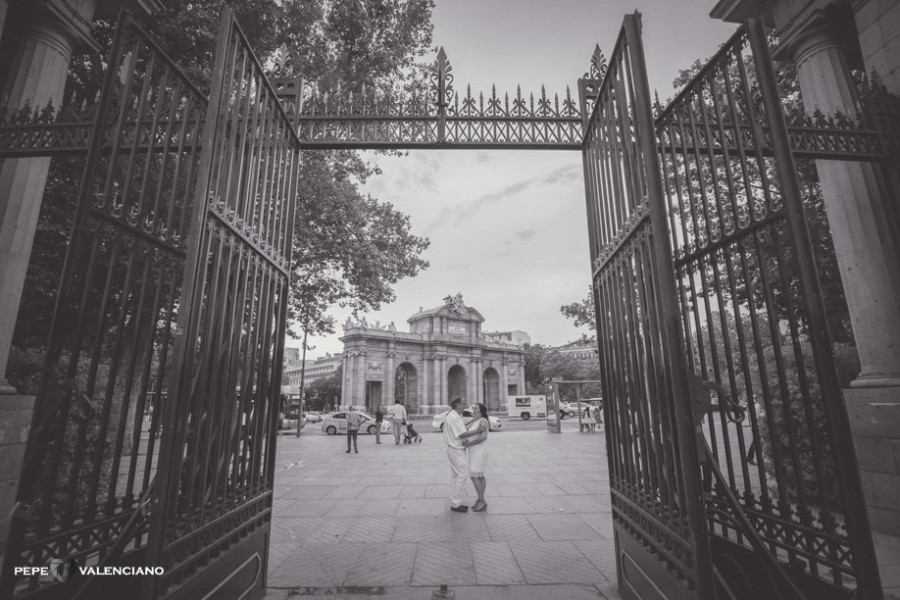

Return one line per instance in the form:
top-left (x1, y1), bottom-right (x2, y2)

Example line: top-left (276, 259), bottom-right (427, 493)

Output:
top-left (459, 403), bottom-right (489, 512)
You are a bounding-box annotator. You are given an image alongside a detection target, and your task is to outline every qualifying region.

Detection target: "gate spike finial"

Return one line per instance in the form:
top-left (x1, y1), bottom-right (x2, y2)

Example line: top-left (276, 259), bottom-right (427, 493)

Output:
top-left (589, 44), bottom-right (607, 79)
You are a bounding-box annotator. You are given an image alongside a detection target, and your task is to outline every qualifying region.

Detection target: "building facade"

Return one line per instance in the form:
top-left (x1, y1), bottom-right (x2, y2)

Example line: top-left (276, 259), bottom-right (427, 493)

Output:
top-left (282, 350), bottom-right (342, 396)
top-left (340, 294), bottom-right (527, 415)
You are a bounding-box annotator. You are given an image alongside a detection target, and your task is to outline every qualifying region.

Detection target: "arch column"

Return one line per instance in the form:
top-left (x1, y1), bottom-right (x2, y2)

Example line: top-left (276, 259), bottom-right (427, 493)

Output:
top-left (438, 354), bottom-right (447, 405)
top-left (354, 350), bottom-right (367, 406)
top-left (421, 355), bottom-right (430, 412)
top-left (431, 354), bottom-right (441, 408)
top-left (500, 359), bottom-right (509, 401)
top-left (385, 346), bottom-right (395, 406)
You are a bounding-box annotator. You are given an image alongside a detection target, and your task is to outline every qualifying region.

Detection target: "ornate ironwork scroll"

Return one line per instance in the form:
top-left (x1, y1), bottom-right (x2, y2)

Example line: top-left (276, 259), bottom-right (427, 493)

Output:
top-left (1, 13), bottom-right (206, 599)
top-left (294, 47), bottom-right (582, 149)
top-left (580, 13), bottom-right (714, 600)
top-left (654, 20), bottom-right (881, 600)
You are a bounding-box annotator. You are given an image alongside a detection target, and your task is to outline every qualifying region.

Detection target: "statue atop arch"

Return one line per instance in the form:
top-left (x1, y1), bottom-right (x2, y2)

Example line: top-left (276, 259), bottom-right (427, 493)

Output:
top-left (443, 292), bottom-right (467, 316)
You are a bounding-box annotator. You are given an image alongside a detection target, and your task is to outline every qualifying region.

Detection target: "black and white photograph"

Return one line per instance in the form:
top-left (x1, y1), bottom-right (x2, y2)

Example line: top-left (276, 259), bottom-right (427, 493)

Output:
top-left (0, 0), bottom-right (899, 598)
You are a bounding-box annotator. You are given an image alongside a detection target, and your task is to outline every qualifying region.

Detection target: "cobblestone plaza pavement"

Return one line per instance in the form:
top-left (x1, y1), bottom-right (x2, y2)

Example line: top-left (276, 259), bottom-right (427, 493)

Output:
top-left (263, 422), bottom-right (621, 600)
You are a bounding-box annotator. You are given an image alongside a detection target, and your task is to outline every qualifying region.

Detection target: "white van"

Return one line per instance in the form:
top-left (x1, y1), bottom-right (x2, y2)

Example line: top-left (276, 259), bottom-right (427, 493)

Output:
top-left (507, 395), bottom-right (547, 420)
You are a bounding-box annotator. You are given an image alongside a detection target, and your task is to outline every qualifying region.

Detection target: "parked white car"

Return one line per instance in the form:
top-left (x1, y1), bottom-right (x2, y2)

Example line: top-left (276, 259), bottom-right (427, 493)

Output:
top-left (561, 402), bottom-right (593, 418)
top-left (321, 412), bottom-right (391, 435)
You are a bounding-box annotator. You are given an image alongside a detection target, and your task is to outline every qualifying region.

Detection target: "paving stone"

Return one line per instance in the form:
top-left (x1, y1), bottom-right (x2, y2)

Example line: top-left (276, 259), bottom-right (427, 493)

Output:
top-left (321, 486), bottom-right (363, 500)
top-left (391, 515), bottom-right (454, 542)
top-left (531, 482), bottom-right (569, 496)
top-left (340, 516), bottom-right (400, 543)
top-left (425, 484), bottom-right (454, 498)
top-left (484, 515), bottom-right (542, 542)
top-left (280, 499), bottom-right (341, 518)
top-left (344, 542), bottom-right (417, 586)
top-left (399, 484), bottom-right (428, 498)
top-left (359, 485), bottom-right (406, 499)
top-left (397, 497), bottom-right (450, 516)
top-left (508, 541), bottom-right (606, 584)
top-left (492, 483), bottom-right (542, 497)
top-left (471, 542), bottom-right (527, 585)
top-left (281, 485), bottom-right (334, 499)
top-left (560, 495), bottom-right (605, 513)
top-left (476, 496), bottom-right (535, 514)
top-left (524, 495), bottom-right (569, 514)
top-left (268, 544), bottom-right (359, 587)
top-left (449, 514), bottom-right (493, 542)
top-left (579, 512), bottom-right (614, 539)
top-left (412, 542), bottom-right (477, 586)
top-left (573, 538), bottom-right (617, 578)
top-left (526, 514), bottom-right (602, 541)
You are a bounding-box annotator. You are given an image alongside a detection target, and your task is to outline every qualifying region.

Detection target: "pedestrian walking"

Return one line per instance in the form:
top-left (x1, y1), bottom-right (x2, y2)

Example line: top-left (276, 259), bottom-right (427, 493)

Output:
top-left (458, 402), bottom-right (489, 512)
top-left (387, 400), bottom-right (407, 445)
top-left (345, 406), bottom-right (360, 454)
top-left (374, 406), bottom-right (384, 444)
top-left (441, 397), bottom-right (470, 512)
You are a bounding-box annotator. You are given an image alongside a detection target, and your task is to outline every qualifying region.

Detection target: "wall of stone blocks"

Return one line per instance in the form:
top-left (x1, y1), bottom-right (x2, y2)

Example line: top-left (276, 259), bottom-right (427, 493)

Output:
top-left (845, 387), bottom-right (900, 540)
top-left (854, 0), bottom-right (900, 95)
top-left (0, 396), bottom-right (34, 566)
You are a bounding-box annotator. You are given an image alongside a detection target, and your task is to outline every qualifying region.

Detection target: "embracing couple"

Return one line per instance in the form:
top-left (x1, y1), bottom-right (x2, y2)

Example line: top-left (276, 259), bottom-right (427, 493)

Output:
top-left (436, 396), bottom-right (490, 513)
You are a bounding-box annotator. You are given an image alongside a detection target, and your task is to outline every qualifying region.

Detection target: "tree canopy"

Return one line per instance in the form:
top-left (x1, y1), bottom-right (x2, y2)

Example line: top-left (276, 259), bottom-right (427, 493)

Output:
top-left (9, 0), bottom-right (435, 391)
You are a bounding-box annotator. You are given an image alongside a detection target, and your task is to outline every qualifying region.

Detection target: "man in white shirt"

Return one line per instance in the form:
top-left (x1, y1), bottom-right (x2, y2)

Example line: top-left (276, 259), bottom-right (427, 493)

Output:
top-left (442, 397), bottom-right (469, 512)
top-left (387, 400), bottom-right (408, 445)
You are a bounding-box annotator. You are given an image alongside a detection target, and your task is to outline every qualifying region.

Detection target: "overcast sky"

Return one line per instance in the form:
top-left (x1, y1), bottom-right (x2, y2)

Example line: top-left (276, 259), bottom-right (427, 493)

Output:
top-left (298, 1), bottom-right (737, 359)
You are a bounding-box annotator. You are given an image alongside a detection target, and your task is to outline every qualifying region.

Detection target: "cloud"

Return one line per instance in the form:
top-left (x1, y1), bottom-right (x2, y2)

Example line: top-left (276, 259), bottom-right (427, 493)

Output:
top-left (542, 163), bottom-right (580, 185)
top-left (475, 151), bottom-right (491, 164)
top-left (512, 229), bottom-right (537, 241)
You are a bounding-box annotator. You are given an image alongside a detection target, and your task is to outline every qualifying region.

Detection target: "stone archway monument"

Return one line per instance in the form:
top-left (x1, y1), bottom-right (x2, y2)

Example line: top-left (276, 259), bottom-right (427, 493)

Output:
top-left (339, 294), bottom-right (526, 415)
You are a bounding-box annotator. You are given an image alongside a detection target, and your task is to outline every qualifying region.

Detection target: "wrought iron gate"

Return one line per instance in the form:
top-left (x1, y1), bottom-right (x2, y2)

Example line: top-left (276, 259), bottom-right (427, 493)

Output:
top-left (3, 6), bottom-right (894, 600)
top-left (583, 13), bottom-right (885, 600)
top-left (1, 9), bottom-right (299, 600)
top-left (143, 9), bottom-right (299, 599)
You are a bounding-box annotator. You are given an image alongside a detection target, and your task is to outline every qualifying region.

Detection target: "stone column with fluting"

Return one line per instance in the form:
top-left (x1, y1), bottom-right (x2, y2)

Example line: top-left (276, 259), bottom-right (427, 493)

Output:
top-left (0, 0), bottom-right (99, 394)
top-left (421, 355), bottom-right (430, 412)
top-left (354, 350), bottom-right (367, 408)
top-left (438, 355), bottom-right (447, 405)
top-left (431, 354), bottom-right (441, 410)
top-left (785, 21), bottom-right (900, 388)
top-left (780, 8), bottom-right (900, 543)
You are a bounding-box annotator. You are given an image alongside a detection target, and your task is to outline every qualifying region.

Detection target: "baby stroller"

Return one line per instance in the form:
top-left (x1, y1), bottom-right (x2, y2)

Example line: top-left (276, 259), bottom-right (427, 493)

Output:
top-left (403, 421), bottom-right (422, 444)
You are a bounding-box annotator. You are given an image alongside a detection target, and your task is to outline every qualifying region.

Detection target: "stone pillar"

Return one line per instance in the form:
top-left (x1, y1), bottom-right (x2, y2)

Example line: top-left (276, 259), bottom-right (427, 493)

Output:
top-left (354, 350), bottom-right (367, 407)
top-left (500, 360), bottom-right (509, 400)
top-left (782, 9), bottom-right (900, 545)
top-left (341, 351), bottom-right (353, 407)
top-left (466, 358), bottom-right (476, 406)
top-left (438, 355), bottom-right (446, 406)
top-left (474, 356), bottom-right (483, 406)
top-left (783, 19), bottom-right (900, 387)
top-left (712, 0), bottom-right (900, 545)
top-left (845, 388), bottom-right (900, 540)
top-left (0, 0), bottom-right (99, 394)
top-left (432, 354), bottom-right (441, 409)
top-left (421, 355), bottom-right (430, 411)
top-left (385, 346), bottom-right (395, 408)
